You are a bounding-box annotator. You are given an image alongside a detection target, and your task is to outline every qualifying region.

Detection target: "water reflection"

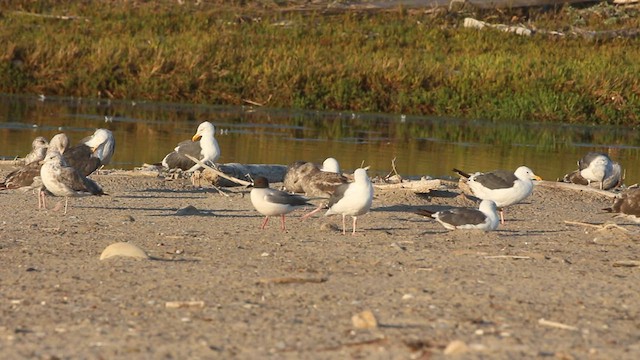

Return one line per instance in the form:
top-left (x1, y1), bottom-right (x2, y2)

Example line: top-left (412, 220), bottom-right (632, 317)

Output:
top-left (0, 93), bottom-right (638, 183)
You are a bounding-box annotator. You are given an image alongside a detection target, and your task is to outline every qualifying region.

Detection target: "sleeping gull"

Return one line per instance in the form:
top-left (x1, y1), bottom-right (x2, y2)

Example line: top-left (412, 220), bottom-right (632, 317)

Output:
top-left (324, 168), bottom-right (373, 235)
top-left (603, 188), bottom-right (640, 223)
top-left (416, 200), bottom-right (499, 231)
top-left (453, 166), bottom-right (541, 224)
top-left (283, 157), bottom-right (341, 194)
top-left (79, 128), bottom-right (116, 166)
top-left (40, 151), bottom-right (106, 214)
top-left (250, 176), bottom-right (312, 231)
top-left (162, 121), bottom-right (220, 172)
top-left (562, 152), bottom-right (622, 190)
top-left (23, 136), bottom-right (49, 165)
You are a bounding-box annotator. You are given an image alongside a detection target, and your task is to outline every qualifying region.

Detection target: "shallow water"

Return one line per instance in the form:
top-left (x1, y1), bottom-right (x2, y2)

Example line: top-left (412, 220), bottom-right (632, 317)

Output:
top-left (1, 94), bottom-right (639, 183)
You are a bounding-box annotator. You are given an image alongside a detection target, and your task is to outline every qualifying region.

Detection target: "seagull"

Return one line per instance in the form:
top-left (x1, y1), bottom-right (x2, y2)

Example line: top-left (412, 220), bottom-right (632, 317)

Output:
top-left (78, 128), bottom-right (116, 166)
top-left (324, 168), bottom-right (373, 235)
top-left (453, 166), bottom-right (542, 224)
top-left (416, 200), bottom-right (500, 231)
top-left (603, 188), bottom-right (640, 223)
top-left (23, 136), bottom-right (49, 165)
top-left (250, 176), bottom-right (312, 231)
top-left (283, 161), bottom-right (319, 193)
top-left (40, 151), bottom-right (106, 214)
top-left (562, 152), bottom-right (621, 190)
top-left (283, 157), bottom-right (341, 194)
top-left (0, 134), bottom-right (69, 193)
top-left (162, 122), bottom-right (220, 172)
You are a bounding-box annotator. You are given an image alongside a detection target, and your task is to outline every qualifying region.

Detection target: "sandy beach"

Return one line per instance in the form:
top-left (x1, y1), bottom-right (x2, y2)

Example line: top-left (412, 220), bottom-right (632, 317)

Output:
top-left (1, 166), bottom-right (639, 359)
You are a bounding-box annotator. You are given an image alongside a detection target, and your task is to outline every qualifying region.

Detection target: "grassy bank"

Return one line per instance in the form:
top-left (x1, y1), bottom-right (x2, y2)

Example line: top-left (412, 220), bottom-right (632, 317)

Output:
top-left (1, 1), bottom-right (639, 125)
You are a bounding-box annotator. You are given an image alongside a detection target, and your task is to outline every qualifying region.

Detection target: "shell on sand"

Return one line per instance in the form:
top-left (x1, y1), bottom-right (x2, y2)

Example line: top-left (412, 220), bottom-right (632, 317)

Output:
top-left (100, 242), bottom-right (149, 260)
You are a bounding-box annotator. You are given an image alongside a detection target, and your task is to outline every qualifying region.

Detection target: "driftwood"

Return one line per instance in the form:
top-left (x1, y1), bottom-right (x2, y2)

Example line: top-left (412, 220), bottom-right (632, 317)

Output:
top-left (0, 159), bottom-right (23, 167)
top-left (464, 17), bottom-right (640, 39)
top-left (536, 180), bottom-right (617, 198)
top-left (374, 178), bottom-right (442, 193)
top-left (193, 163), bottom-right (288, 187)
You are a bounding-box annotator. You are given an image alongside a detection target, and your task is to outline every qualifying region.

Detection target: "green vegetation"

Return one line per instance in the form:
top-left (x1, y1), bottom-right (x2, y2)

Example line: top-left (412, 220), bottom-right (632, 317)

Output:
top-left (1, 1), bottom-right (639, 125)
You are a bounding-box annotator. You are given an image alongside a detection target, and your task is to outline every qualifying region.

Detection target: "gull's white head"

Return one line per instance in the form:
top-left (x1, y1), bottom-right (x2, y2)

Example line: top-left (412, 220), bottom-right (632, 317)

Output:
top-left (32, 136), bottom-right (48, 149)
top-left (44, 150), bottom-right (65, 165)
top-left (320, 157), bottom-right (340, 173)
top-left (353, 168), bottom-right (370, 183)
top-left (515, 166), bottom-right (542, 181)
top-left (192, 121), bottom-right (216, 142)
top-left (47, 133), bottom-right (70, 155)
top-left (479, 199), bottom-right (498, 213)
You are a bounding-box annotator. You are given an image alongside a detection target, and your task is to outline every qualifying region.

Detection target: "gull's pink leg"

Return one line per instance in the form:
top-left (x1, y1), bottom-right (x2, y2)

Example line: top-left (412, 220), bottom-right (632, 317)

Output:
top-left (352, 217), bottom-right (358, 236)
top-left (261, 216), bottom-right (269, 229)
top-left (280, 214), bottom-right (286, 231)
top-left (301, 205), bottom-right (323, 220)
top-left (342, 214), bottom-right (347, 235)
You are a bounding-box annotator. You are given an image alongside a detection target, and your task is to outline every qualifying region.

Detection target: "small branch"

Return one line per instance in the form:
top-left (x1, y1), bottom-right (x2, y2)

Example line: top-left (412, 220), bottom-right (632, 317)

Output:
top-left (257, 276), bottom-right (328, 285)
top-left (484, 255), bottom-right (532, 260)
top-left (564, 220), bottom-right (630, 233)
top-left (384, 157), bottom-right (400, 181)
top-left (183, 154), bottom-right (252, 186)
top-left (242, 94), bottom-right (272, 107)
top-left (538, 318), bottom-right (578, 331)
top-left (165, 300), bottom-right (205, 309)
top-left (613, 260), bottom-right (640, 268)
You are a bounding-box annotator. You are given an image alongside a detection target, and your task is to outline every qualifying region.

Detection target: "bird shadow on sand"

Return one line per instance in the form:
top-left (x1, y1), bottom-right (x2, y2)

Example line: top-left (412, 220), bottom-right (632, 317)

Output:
top-left (374, 204), bottom-right (458, 214)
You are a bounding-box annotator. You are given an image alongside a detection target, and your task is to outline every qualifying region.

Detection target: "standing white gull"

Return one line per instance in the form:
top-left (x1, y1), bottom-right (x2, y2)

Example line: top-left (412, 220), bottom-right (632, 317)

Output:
top-left (604, 188), bottom-right (640, 223)
top-left (562, 152), bottom-right (622, 190)
top-left (416, 200), bottom-right (500, 231)
top-left (453, 166), bottom-right (541, 224)
top-left (23, 136), bottom-right (49, 165)
top-left (250, 176), bottom-right (312, 231)
top-left (40, 151), bottom-right (106, 214)
top-left (324, 168), bottom-right (373, 235)
top-left (162, 121), bottom-right (220, 172)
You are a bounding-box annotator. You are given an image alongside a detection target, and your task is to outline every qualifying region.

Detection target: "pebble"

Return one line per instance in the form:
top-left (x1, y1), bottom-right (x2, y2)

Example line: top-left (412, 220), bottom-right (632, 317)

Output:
top-left (443, 340), bottom-right (469, 355)
top-left (351, 310), bottom-right (378, 329)
top-left (100, 242), bottom-right (149, 260)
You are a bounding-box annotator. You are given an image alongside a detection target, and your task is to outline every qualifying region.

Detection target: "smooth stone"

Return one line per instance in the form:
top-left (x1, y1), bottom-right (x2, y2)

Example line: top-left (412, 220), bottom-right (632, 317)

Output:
top-left (100, 242), bottom-right (149, 260)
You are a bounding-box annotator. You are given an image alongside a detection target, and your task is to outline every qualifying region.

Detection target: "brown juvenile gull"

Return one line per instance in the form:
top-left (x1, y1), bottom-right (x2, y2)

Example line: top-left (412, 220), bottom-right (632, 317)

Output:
top-left (283, 157), bottom-right (341, 194)
top-left (453, 166), bottom-right (542, 224)
top-left (162, 121), bottom-right (220, 172)
top-left (416, 200), bottom-right (500, 231)
top-left (324, 168), bottom-right (373, 235)
top-left (40, 151), bottom-right (106, 214)
top-left (250, 176), bottom-right (312, 231)
top-left (0, 133), bottom-right (69, 194)
top-left (562, 152), bottom-right (622, 190)
top-left (603, 188), bottom-right (640, 223)
top-left (23, 136), bottom-right (49, 165)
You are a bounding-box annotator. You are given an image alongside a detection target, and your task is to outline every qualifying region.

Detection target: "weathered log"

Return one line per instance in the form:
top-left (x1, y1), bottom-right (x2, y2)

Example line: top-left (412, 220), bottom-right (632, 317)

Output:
top-left (536, 180), bottom-right (618, 198)
top-left (0, 159), bottom-right (24, 167)
top-left (193, 163), bottom-right (288, 187)
top-left (373, 178), bottom-right (442, 192)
